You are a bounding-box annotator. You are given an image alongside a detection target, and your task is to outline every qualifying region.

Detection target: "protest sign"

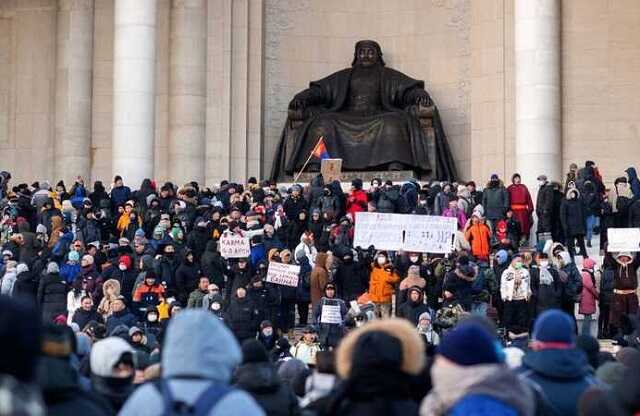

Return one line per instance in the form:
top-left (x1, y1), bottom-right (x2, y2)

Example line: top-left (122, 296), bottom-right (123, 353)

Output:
top-left (320, 303), bottom-right (343, 324)
top-left (321, 158), bottom-right (342, 182)
top-left (266, 262), bottom-right (300, 287)
top-left (353, 212), bottom-right (404, 251)
top-left (607, 228), bottom-right (640, 252)
top-left (219, 232), bottom-right (250, 258)
top-left (353, 212), bottom-right (457, 253)
top-left (403, 215), bottom-right (457, 254)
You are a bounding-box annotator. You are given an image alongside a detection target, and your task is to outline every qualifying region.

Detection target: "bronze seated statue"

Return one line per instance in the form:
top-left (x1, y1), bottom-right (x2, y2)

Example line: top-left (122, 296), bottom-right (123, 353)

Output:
top-left (270, 40), bottom-right (457, 181)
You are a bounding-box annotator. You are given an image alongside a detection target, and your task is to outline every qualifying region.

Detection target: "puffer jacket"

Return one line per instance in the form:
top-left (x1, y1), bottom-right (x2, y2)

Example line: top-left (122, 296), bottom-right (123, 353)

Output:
top-left (38, 272), bottom-right (68, 323)
top-left (560, 189), bottom-right (586, 236)
top-left (482, 181), bottom-right (509, 221)
top-left (310, 252), bottom-right (330, 307)
top-left (368, 264), bottom-right (400, 304)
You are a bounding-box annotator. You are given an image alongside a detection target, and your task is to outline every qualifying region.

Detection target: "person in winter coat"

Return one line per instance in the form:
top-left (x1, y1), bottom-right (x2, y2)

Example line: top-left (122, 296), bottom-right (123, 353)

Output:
top-left (175, 250), bottom-right (200, 305)
top-left (519, 310), bottom-right (599, 416)
top-left (187, 276), bottom-right (211, 308)
top-left (310, 252), bottom-right (330, 309)
top-left (226, 287), bottom-right (259, 343)
top-left (482, 174), bottom-right (510, 228)
top-left (535, 175), bottom-right (555, 237)
top-left (368, 251), bottom-right (401, 318)
top-left (333, 251), bottom-right (368, 302)
top-left (200, 239), bottom-right (228, 290)
top-left (72, 295), bottom-right (102, 331)
top-left (433, 183), bottom-right (455, 216)
top-left (346, 179), bottom-right (368, 219)
top-left (59, 250), bottom-right (81, 284)
top-left (157, 243), bottom-right (180, 292)
top-left (625, 166), bottom-right (640, 199)
top-left (105, 296), bottom-right (137, 334)
top-left (132, 271), bottom-right (165, 312)
top-left (313, 283), bottom-right (348, 349)
top-left (421, 322), bottom-right (535, 416)
top-left (464, 213), bottom-right (491, 261)
top-left (121, 310), bottom-right (264, 416)
top-left (66, 277), bottom-right (90, 324)
top-left (529, 252), bottom-right (563, 320)
top-left (97, 278), bottom-right (121, 319)
top-left (581, 181), bottom-right (602, 248)
top-left (322, 319), bottom-right (425, 416)
top-left (397, 264), bottom-right (426, 307)
top-left (16, 221), bottom-right (40, 266)
top-left (397, 286), bottom-right (432, 326)
top-left (89, 336), bottom-right (136, 413)
top-left (295, 253), bottom-right (312, 327)
top-left (605, 251), bottom-right (640, 336)
top-left (233, 340), bottom-right (300, 416)
top-left (36, 324), bottom-right (111, 416)
top-left (12, 261), bottom-right (38, 303)
top-left (38, 262), bottom-right (68, 323)
top-left (442, 198), bottom-right (467, 230)
top-left (442, 259), bottom-right (476, 312)
top-left (598, 257), bottom-right (614, 339)
top-left (290, 326), bottom-right (321, 367)
top-left (110, 175), bottom-right (131, 212)
top-left (507, 173), bottom-right (534, 243)
top-left (560, 188), bottom-right (588, 259)
top-left (416, 312), bottom-right (440, 351)
top-left (113, 255), bottom-right (138, 307)
top-left (228, 258), bottom-right (253, 299)
top-left (283, 184), bottom-right (308, 224)
top-left (579, 258), bottom-right (599, 336)
top-left (0, 260), bottom-right (17, 296)
top-left (500, 254), bottom-right (531, 335)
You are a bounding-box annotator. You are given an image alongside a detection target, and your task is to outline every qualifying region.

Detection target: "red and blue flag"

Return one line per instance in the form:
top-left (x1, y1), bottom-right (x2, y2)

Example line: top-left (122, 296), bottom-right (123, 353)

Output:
top-left (312, 137), bottom-right (330, 160)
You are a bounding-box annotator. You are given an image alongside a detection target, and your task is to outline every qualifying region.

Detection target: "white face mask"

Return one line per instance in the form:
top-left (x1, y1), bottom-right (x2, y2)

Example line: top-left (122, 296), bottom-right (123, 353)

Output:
top-left (147, 314), bottom-right (158, 322)
top-left (262, 328), bottom-right (273, 337)
top-left (539, 260), bottom-right (549, 268)
top-left (538, 180), bottom-right (545, 187)
top-left (211, 302), bottom-right (221, 311)
top-left (118, 264), bottom-right (127, 271)
top-left (377, 257), bottom-right (386, 265)
top-left (409, 256), bottom-right (419, 263)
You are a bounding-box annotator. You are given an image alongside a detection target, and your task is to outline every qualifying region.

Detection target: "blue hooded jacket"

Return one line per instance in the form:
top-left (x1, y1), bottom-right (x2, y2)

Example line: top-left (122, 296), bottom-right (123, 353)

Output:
top-left (626, 167), bottom-right (640, 200)
top-left (119, 310), bottom-right (264, 416)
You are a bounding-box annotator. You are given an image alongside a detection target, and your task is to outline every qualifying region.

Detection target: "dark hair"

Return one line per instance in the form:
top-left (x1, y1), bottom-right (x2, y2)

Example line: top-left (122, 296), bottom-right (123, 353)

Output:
top-left (351, 40), bottom-right (386, 66)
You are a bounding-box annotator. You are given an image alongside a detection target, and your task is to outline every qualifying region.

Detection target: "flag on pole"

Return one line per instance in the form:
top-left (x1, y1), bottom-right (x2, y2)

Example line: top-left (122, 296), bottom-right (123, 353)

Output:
top-left (311, 137), bottom-right (330, 160)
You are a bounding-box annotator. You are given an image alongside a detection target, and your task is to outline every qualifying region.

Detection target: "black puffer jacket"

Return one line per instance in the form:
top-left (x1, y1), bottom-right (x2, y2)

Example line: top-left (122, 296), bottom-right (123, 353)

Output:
top-left (225, 295), bottom-right (258, 342)
top-left (200, 240), bottom-right (227, 289)
top-left (37, 272), bottom-right (68, 323)
top-left (234, 361), bottom-right (300, 416)
top-left (175, 255), bottom-right (199, 304)
top-left (560, 189), bottom-right (586, 236)
top-left (13, 269), bottom-right (39, 304)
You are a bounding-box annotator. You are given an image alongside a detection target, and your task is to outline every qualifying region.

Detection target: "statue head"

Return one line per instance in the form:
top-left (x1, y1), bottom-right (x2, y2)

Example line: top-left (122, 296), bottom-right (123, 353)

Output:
top-left (352, 40), bottom-right (385, 67)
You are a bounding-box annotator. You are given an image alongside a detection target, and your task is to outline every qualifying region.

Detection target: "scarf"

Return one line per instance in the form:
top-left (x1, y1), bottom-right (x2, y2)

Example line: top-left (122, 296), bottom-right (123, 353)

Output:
top-left (539, 266), bottom-right (554, 285)
top-left (420, 362), bottom-right (500, 416)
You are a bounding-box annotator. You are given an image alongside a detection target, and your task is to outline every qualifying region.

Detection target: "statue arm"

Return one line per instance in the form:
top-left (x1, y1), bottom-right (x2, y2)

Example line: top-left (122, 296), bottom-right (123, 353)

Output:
top-left (289, 84), bottom-right (326, 111)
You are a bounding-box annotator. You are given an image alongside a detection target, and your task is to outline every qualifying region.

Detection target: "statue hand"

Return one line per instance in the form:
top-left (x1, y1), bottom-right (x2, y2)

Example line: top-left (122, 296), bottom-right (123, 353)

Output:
top-left (289, 98), bottom-right (306, 111)
top-left (416, 95), bottom-right (432, 108)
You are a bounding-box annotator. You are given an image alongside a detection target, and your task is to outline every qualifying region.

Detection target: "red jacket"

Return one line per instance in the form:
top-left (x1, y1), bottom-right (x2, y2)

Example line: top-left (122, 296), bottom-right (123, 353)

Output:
top-left (346, 190), bottom-right (368, 219)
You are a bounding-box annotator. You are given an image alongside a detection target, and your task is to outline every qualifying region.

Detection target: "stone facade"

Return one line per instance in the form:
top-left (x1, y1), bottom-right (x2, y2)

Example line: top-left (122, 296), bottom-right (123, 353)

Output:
top-left (0, 0), bottom-right (638, 187)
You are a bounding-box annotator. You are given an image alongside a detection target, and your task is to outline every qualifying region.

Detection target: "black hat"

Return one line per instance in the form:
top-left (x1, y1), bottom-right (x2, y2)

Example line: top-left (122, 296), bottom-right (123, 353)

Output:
top-left (241, 339), bottom-right (269, 364)
top-left (351, 178), bottom-right (363, 190)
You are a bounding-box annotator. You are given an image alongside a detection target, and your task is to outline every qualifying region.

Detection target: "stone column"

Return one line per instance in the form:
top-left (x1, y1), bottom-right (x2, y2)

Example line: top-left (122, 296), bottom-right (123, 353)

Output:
top-left (55, 0), bottom-right (95, 184)
top-left (168, 0), bottom-right (206, 185)
top-left (515, 0), bottom-right (562, 187)
top-left (112, 0), bottom-right (157, 187)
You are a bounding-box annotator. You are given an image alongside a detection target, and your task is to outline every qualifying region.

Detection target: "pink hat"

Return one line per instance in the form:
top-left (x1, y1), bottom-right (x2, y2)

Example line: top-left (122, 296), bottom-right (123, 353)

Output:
top-left (582, 258), bottom-right (596, 270)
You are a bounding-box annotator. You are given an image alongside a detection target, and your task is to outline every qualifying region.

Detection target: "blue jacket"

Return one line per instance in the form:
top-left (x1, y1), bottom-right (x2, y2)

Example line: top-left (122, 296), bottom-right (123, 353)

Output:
top-left (450, 394), bottom-right (519, 416)
top-left (626, 167), bottom-right (640, 200)
top-left (119, 310), bottom-right (264, 416)
top-left (110, 185), bottom-right (131, 209)
top-left (105, 308), bottom-right (138, 335)
top-left (519, 348), bottom-right (599, 416)
top-left (59, 263), bottom-right (81, 284)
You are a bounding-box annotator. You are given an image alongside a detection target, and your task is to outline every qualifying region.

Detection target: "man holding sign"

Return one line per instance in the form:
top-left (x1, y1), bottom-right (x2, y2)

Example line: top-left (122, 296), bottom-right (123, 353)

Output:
top-left (313, 283), bottom-right (347, 349)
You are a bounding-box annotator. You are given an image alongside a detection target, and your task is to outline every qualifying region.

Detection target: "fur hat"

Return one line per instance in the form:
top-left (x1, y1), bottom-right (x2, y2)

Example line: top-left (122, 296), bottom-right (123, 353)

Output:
top-left (336, 318), bottom-right (424, 379)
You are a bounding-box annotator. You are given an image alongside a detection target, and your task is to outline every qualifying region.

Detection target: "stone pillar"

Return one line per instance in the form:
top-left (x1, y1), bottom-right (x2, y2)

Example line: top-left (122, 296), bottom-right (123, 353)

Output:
top-left (515, 0), bottom-right (562, 187)
top-left (112, 0), bottom-right (157, 187)
top-left (168, 0), bottom-right (206, 185)
top-left (55, 0), bottom-right (95, 184)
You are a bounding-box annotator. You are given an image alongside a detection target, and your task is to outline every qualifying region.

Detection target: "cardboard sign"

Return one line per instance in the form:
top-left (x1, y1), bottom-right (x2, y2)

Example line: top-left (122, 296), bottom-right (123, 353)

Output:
top-left (219, 232), bottom-right (250, 258)
top-left (266, 262), bottom-right (300, 287)
top-left (320, 303), bottom-right (343, 324)
top-left (353, 212), bottom-right (457, 254)
top-left (607, 228), bottom-right (640, 252)
top-left (321, 159), bottom-right (342, 183)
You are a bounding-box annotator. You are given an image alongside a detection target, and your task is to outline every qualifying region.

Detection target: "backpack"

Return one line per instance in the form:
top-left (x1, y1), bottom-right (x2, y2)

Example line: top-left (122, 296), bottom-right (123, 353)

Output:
top-left (155, 379), bottom-right (232, 416)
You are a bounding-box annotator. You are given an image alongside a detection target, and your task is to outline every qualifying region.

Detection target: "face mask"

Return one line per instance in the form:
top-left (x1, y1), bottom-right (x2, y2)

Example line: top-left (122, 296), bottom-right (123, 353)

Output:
top-left (147, 314), bottom-right (158, 322)
top-left (514, 262), bottom-right (523, 270)
top-left (539, 260), bottom-right (549, 268)
top-left (377, 257), bottom-right (386, 265)
top-left (262, 328), bottom-right (273, 337)
top-left (211, 302), bottom-right (221, 311)
top-left (118, 264), bottom-right (127, 271)
top-left (165, 252), bottom-right (174, 258)
top-left (538, 180), bottom-right (545, 187)
top-left (409, 256), bottom-right (419, 263)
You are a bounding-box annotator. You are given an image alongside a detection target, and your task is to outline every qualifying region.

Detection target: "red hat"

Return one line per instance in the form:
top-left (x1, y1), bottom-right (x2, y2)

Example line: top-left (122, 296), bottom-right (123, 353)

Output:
top-left (118, 255), bottom-right (132, 270)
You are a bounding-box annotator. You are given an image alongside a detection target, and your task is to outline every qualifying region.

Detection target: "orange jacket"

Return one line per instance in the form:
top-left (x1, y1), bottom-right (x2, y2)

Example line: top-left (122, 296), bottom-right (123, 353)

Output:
top-left (464, 223), bottom-right (491, 259)
top-left (368, 265), bottom-right (401, 304)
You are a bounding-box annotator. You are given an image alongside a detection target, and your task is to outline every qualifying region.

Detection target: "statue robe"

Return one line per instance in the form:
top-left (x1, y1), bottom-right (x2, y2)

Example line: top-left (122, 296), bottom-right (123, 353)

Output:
top-left (270, 65), bottom-right (457, 181)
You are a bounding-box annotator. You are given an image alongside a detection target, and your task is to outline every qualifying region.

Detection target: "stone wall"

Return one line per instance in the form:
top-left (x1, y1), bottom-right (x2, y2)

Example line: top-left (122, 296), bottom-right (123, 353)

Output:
top-left (561, 0), bottom-right (640, 183)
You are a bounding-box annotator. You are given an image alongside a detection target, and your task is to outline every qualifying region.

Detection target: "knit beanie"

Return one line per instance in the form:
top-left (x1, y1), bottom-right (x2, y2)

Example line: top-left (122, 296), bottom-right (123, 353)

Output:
top-left (437, 322), bottom-right (500, 366)
top-left (496, 249), bottom-right (509, 265)
top-left (576, 334), bottom-right (600, 369)
top-left (68, 250), bottom-right (80, 263)
top-left (47, 262), bottom-right (60, 274)
top-left (241, 339), bottom-right (269, 364)
top-left (532, 309), bottom-right (575, 346)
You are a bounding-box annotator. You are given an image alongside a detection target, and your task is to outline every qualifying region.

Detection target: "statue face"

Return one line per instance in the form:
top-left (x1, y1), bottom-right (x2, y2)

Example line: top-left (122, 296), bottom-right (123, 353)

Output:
top-left (356, 45), bottom-right (379, 67)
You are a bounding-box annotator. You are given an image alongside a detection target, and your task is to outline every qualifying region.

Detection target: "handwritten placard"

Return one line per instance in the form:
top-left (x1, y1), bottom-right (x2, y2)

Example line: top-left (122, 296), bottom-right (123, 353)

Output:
top-left (354, 212), bottom-right (457, 254)
top-left (320, 303), bottom-right (342, 324)
top-left (219, 232), bottom-right (250, 258)
top-left (607, 228), bottom-right (640, 252)
top-left (266, 262), bottom-right (300, 287)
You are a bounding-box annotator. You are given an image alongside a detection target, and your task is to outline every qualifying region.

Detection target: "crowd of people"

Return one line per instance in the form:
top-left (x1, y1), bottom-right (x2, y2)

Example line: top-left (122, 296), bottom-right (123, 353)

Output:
top-left (0, 160), bottom-right (638, 415)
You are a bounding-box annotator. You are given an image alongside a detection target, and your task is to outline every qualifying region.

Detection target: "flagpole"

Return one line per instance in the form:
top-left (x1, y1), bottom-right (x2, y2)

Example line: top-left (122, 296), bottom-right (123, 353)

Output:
top-left (293, 136), bottom-right (323, 183)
